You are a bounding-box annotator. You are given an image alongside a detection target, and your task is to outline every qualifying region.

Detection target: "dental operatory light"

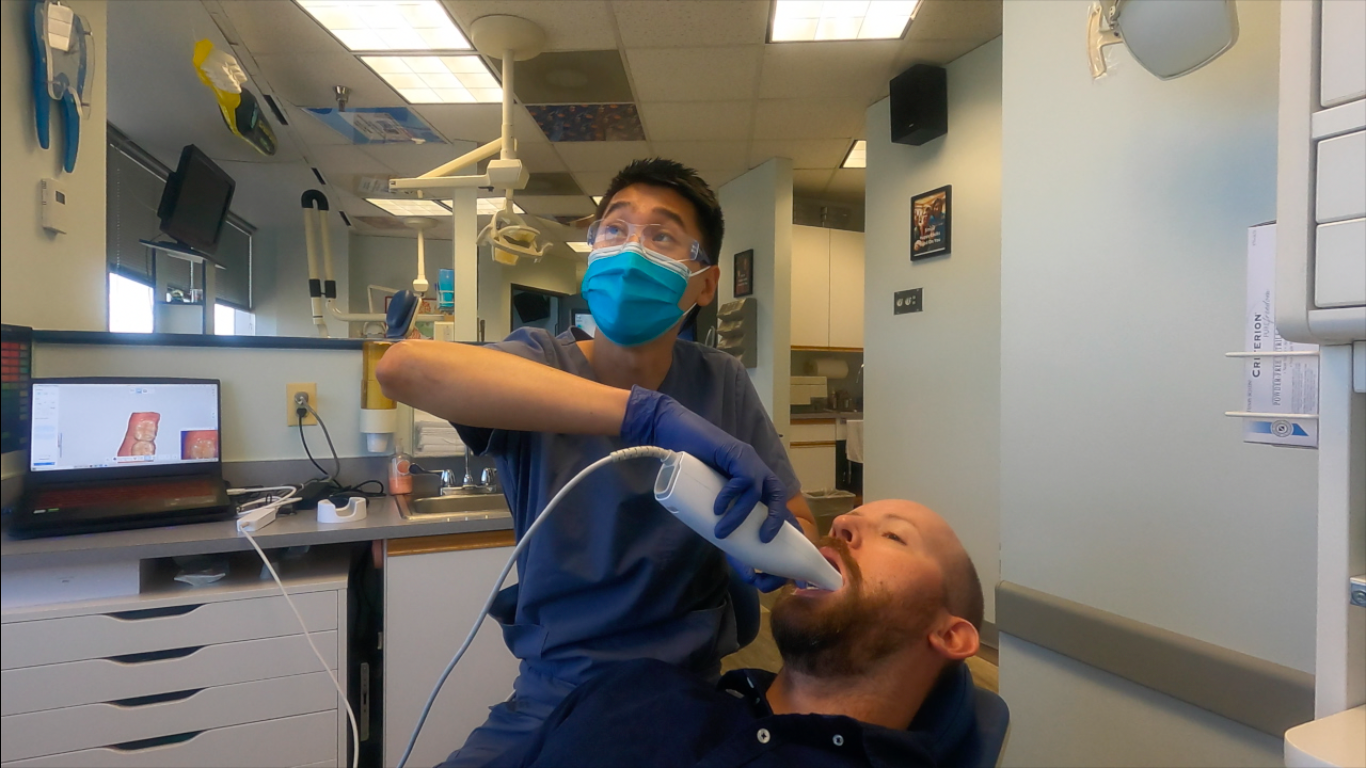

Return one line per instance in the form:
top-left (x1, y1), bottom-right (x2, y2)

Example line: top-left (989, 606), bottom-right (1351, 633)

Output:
top-left (769, 0), bottom-right (921, 43)
top-left (476, 197), bottom-right (525, 215)
top-left (296, 0), bottom-right (469, 52)
top-left (366, 197), bottom-right (451, 216)
top-left (1087, 0), bottom-right (1239, 80)
top-left (841, 140), bottom-right (867, 169)
top-left (360, 55), bottom-right (502, 104)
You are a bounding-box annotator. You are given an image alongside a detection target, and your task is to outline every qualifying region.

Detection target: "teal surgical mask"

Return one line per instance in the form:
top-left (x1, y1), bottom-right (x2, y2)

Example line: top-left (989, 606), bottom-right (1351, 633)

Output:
top-left (581, 242), bottom-right (705, 347)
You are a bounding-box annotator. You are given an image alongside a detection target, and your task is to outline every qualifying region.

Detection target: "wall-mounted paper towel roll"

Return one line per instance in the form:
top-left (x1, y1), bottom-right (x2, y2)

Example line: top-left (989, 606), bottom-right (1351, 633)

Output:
top-left (809, 359), bottom-right (850, 379)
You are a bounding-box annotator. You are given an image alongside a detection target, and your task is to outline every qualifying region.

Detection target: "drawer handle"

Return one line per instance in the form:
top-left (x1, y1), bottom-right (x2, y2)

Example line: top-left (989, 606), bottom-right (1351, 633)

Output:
top-left (108, 604), bottom-right (202, 621)
top-left (110, 731), bottom-right (202, 752)
top-left (111, 688), bottom-right (203, 708)
top-left (108, 646), bottom-right (204, 664)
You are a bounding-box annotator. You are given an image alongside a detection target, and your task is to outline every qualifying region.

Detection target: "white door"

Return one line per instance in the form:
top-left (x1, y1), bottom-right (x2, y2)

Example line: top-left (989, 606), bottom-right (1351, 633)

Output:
top-left (790, 225), bottom-right (831, 347)
top-left (384, 539), bottom-right (520, 768)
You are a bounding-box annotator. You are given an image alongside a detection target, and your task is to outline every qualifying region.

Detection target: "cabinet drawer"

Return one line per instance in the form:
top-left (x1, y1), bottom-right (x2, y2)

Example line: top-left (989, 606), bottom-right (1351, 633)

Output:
top-left (1, 671), bottom-right (337, 762)
top-left (1316, 218), bottom-right (1366, 308)
top-left (1, 710), bottom-right (337, 768)
top-left (1317, 130), bottom-right (1365, 223)
top-left (789, 444), bottom-right (837, 492)
top-left (2, 631), bottom-right (337, 716)
top-left (1320, 0), bottom-right (1366, 107)
top-left (789, 422), bottom-right (837, 443)
top-left (2, 591), bottom-right (337, 670)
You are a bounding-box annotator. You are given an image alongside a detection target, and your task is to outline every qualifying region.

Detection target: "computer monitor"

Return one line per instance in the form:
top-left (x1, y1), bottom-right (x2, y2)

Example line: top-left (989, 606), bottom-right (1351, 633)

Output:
top-left (157, 145), bottom-right (235, 255)
top-left (29, 378), bottom-right (221, 481)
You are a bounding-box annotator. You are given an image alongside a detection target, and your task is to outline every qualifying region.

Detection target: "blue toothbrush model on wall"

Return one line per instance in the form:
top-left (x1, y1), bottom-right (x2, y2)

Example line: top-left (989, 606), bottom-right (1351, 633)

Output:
top-left (30, 0), bottom-right (92, 173)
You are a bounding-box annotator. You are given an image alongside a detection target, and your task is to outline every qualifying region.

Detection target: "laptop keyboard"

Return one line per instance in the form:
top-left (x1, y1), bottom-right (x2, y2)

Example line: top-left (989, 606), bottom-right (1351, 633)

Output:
top-left (36, 478), bottom-right (221, 510)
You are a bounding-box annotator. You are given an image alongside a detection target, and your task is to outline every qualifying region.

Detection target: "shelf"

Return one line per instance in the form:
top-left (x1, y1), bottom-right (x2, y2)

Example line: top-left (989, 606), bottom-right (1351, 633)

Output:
top-left (791, 346), bottom-right (863, 353)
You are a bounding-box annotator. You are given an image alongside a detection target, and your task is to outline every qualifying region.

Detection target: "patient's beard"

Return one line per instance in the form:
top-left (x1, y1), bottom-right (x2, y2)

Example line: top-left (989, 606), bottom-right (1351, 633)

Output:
top-left (770, 537), bottom-right (939, 678)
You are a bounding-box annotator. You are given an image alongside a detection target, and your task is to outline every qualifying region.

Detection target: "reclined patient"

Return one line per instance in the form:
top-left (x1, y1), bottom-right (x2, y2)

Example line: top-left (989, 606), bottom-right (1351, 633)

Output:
top-left (491, 500), bottom-right (984, 768)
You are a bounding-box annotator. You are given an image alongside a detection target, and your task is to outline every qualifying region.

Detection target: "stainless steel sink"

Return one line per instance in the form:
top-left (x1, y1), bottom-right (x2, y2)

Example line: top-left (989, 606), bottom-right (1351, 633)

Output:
top-left (396, 487), bottom-right (510, 521)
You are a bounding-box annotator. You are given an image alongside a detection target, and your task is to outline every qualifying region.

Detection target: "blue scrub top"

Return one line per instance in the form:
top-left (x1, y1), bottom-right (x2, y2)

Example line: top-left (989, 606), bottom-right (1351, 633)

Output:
top-left (453, 327), bottom-right (800, 689)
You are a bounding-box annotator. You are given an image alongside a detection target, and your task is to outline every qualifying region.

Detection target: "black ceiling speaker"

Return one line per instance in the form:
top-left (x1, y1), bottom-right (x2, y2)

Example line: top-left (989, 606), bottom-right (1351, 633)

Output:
top-left (889, 64), bottom-right (947, 146)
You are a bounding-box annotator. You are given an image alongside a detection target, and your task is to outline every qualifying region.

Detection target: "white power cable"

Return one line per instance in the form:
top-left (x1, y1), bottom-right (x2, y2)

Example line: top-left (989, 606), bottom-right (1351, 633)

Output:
top-left (395, 446), bottom-right (674, 768)
top-left (235, 486), bottom-right (361, 768)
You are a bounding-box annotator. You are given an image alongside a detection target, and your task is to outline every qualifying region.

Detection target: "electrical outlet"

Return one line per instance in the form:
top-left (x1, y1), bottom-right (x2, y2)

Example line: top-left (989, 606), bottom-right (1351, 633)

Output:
top-left (286, 383), bottom-right (318, 426)
top-left (894, 288), bottom-right (923, 315)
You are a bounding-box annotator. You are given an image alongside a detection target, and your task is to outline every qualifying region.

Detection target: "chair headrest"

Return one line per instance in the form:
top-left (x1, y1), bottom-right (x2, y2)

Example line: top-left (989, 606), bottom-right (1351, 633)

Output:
top-left (385, 290), bottom-right (420, 339)
top-left (907, 662), bottom-right (978, 762)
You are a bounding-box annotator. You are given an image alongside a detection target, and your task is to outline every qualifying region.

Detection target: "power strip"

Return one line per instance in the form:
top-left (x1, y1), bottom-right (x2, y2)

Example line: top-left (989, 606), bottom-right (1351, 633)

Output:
top-left (237, 506), bottom-right (278, 533)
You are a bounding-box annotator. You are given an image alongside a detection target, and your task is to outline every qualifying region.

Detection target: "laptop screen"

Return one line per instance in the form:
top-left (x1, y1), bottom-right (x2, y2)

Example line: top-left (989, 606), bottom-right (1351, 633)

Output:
top-left (30, 381), bottom-right (221, 473)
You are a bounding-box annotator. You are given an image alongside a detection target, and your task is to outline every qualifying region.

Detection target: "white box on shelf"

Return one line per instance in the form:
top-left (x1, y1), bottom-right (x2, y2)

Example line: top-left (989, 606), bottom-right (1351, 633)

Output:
top-left (1244, 223), bottom-right (1318, 448)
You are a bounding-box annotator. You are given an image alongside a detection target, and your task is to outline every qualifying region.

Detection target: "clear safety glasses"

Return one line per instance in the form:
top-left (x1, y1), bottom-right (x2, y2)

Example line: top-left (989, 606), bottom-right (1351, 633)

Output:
top-left (587, 219), bottom-right (710, 265)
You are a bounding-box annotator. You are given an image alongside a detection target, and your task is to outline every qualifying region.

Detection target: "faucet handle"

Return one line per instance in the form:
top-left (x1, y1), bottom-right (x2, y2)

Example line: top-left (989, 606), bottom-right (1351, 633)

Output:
top-left (480, 467), bottom-right (499, 492)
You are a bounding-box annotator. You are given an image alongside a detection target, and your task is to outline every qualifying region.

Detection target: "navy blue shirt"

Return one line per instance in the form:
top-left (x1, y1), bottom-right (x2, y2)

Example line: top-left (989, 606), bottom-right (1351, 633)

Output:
top-left (454, 328), bottom-right (800, 688)
top-left (499, 659), bottom-right (939, 768)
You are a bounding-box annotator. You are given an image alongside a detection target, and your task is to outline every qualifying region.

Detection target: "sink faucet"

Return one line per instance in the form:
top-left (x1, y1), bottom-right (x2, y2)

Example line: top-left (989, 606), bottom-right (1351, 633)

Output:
top-left (463, 444), bottom-right (477, 489)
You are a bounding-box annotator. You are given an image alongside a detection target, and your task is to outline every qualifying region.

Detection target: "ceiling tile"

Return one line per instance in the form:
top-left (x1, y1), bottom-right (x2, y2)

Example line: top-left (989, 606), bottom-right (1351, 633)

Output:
top-left (573, 172), bottom-right (617, 199)
top-left (253, 52), bottom-right (398, 108)
top-left (511, 142), bottom-right (570, 173)
top-left (636, 101), bottom-right (753, 142)
top-left (752, 99), bottom-right (867, 140)
top-left (364, 141), bottom-right (478, 176)
top-left (285, 103), bottom-right (352, 146)
top-left (902, 0), bottom-right (1003, 43)
top-left (308, 145), bottom-right (396, 176)
top-left (758, 41), bottom-right (900, 102)
top-left (515, 196), bottom-right (597, 218)
top-left (825, 169), bottom-right (866, 202)
top-left (891, 38), bottom-right (997, 78)
top-left (513, 105), bottom-right (552, 145)
top-left (793, 169), bottom-right (836, 196)
top-left (748, 139), bottom-right (851, 170)
top-left (219, 0), bottom-right (339, 55)
top-left (695, 168), bottom-right (746, 190)
top-left (650, 141), bottom-right (748, 171)
top-left (555, 141), bottom-right (651, 173)
top-left (612, 1), bottom-right (768, 48)
top-left (440, 1), bottom-right (617, 51)
top-left (413, 104), bottom-right (502, 143)
top-left (625, 46), bottom-right (763, 102)
top-left (505, 50), bottom-right (634, 104)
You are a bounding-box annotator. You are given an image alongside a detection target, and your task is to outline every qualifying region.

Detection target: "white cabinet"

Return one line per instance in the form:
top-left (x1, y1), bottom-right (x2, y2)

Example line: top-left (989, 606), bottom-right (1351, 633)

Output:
top-left (383, 533), bottom-right (520, 768)
top-left (828, 229), bottom-right (866, 349)
top-left (788, 421), bottom-right (838, 491)
top-left (1, 552), bottom-right (350, 768)
top-left (790, 225), bottom-right (864, 349)
top-left (1320, 0), bottom-right (1366, 108)
top-left (791, 225), bottom-right (832, 348)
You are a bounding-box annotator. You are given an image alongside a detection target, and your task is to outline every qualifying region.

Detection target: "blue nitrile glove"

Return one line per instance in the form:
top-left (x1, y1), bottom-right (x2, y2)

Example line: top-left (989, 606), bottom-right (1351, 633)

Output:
top-left (727, 554), bottom-right (792, 593)
top-left (621, 386), bottom-right (794, 543)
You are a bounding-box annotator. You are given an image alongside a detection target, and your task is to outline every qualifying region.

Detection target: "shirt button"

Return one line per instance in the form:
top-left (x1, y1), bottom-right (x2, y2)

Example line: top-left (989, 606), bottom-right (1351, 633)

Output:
top-left (756, 728), bottom-right (771, 744)
top-left (833, 734), bottom-right (845, 747)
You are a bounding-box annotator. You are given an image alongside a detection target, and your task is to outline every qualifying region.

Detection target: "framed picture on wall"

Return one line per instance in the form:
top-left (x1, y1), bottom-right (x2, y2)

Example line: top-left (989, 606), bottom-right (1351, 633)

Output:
top-left (911, 185), bottom-right (952, 261)
top-left (733, 249), bottom-right (754, 297)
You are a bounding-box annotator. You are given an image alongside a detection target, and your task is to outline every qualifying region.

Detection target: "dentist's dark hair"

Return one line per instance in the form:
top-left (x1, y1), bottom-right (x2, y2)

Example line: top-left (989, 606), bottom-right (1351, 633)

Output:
top-left (596, 158), bottom-right (723, 266)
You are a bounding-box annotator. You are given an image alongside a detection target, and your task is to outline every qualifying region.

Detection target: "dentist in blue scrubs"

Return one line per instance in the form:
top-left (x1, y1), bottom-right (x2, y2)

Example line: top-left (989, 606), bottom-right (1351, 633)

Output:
top-left (378, 158), bottom-right (817, 767)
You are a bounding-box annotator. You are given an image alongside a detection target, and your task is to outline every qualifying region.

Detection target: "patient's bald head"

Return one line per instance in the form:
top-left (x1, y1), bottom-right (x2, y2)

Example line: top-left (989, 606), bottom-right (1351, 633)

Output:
top-left (771, 499), bottom-right (982, 679)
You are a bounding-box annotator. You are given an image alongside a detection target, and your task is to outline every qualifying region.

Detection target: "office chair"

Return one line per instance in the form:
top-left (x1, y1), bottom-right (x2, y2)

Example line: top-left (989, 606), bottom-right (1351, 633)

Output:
top-left (909, 661), bottom-right (1011, 768)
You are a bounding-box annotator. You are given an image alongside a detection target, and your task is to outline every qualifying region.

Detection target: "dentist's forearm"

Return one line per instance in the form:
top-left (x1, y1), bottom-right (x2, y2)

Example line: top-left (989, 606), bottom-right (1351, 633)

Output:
top-left (376, 340), bottom-right (629, 435)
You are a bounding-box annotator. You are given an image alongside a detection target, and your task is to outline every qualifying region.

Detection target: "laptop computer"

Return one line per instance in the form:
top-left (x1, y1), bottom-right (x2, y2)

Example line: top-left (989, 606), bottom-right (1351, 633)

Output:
top-left (11, 377), bottom-right (232, 538)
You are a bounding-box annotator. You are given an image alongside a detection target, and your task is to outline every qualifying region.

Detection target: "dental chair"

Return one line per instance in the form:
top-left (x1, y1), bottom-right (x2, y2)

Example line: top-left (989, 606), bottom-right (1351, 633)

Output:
top-left (908, 660), bottom-right (1011, 768)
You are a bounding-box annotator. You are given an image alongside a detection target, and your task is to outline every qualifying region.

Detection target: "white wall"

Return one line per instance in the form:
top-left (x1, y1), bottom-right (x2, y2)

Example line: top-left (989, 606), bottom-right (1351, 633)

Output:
top-left (1, 0), bottom-right (108, 331)
top-left (863, 38), bottom-right (1002, 624)
top-left (717, 159), bottom-right (795, 437)
top-left (999, 1), bottom-right (1315, 765)
top-left (349, 233), bottom-right (581, 343)
top-left (35, 343), bottom-right (368, 461)
top-left (254, 219), bottom-right (351, 338)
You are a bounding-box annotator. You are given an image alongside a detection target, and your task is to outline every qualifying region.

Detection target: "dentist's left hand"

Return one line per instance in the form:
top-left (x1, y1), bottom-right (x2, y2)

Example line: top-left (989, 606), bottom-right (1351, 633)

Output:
top-left (620, 386), bottom-right (795, 544)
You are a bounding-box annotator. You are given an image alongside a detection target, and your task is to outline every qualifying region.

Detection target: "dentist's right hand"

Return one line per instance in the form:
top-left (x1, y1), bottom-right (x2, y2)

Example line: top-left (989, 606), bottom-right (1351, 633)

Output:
top-left (620, 386), bottom-right (793, 543)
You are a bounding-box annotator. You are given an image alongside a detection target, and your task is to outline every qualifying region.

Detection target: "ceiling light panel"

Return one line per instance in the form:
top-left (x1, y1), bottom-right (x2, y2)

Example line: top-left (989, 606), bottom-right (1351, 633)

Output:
top-left (366, 197), bottom-right (451, 216)
top-left (770, 0), bottom-right (920, 42)
top-left (567, 242), bottom-right (593, 253)
top-left (476, 198), bottom-right (526, 215)
top-left (361, 55), bottom-right (501, 103)
top-left (297, 0), bottom-right (470, 52)
top-left (842, 140), bottom-right (867, 168)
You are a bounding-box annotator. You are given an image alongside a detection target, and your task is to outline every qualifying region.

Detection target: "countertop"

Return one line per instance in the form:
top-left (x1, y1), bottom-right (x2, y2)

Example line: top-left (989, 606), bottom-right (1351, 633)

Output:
top-left (1285, 705), bottom-right (1364, 768)
top-left (1, 496), bottom-right (513, 568)
top-left (790, 411), bottom-right (863, 421)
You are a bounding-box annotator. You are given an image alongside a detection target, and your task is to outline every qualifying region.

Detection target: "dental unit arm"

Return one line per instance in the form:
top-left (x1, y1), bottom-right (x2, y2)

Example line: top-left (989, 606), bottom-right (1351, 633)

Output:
top-left (396, 446), bottom-right (842, 768)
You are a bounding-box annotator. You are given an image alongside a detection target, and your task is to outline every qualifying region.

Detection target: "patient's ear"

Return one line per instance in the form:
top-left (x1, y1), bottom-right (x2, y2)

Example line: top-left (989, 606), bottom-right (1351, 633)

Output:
top-left (927, 615), bottom-right (979, 662)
